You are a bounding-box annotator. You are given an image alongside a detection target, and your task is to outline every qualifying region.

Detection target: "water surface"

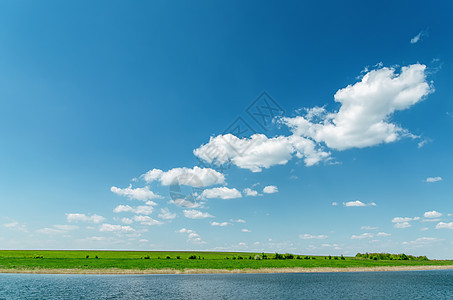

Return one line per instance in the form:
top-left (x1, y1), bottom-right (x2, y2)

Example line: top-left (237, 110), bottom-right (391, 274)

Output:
top-left (1, 270), bottom-right (452, 299)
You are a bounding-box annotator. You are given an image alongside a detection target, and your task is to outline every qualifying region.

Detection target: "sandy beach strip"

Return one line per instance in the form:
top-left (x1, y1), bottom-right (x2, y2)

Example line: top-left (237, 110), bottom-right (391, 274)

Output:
top-left (1, 265), bottom-right (453, 275)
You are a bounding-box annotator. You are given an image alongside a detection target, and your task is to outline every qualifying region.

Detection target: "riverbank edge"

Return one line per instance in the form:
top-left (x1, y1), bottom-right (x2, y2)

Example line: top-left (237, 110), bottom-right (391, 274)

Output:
top-left (1, 265), bottom-right (453, 275)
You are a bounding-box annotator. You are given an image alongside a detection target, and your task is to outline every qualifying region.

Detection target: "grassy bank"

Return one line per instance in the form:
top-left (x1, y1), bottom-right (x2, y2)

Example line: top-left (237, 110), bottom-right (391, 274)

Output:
top-left (1, 250), bottom-right (453, 273)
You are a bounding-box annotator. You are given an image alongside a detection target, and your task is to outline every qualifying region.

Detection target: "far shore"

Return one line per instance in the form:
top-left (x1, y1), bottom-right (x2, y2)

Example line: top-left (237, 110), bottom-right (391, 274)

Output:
top-left (2, 265), bottom-right (453, 275)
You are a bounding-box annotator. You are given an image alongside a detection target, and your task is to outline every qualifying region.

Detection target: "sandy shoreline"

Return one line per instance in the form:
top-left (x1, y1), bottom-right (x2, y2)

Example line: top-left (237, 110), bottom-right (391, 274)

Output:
top-left (1, 265), bottom-right (453, 275)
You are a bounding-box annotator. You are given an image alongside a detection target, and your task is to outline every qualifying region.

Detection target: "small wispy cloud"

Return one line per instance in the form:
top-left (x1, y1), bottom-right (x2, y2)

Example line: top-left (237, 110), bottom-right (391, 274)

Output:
top-left (343, 201), bottom-right (376, 207)
top-left (425, 176), bottom-right (442, 183)
top-left (410, 29), bottom-right (428, 44)
top-left (299, 234), bottom-right (328, 240)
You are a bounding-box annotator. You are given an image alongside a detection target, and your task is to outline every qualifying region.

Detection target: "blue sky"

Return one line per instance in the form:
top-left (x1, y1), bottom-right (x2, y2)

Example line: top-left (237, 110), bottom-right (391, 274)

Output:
top-left (1, 1), bottom-right (452, 258)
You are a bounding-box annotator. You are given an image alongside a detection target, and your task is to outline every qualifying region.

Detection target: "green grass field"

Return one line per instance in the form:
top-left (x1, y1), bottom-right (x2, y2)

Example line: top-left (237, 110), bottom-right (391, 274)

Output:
top-left (1, 250), bottom-right (453, 271)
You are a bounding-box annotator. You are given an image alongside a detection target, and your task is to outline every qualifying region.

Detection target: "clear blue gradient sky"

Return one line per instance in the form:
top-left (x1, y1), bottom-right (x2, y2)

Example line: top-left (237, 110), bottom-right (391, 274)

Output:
top-left (1, 1), bottom-right (452, 258)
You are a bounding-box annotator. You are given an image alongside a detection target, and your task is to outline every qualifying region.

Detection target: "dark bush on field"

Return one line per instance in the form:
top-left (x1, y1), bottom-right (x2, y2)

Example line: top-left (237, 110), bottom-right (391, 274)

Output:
top-left (176, 256), bottom-right (180, 259)
top-left (188, 255), bottom-right (197, 259)
top-left (285, 254), bottom-right (294, 259)
top-left (95, 256), bottom-right (99, 259)
top-left (86, 255), bottom-right (89, 259)
top-left (304, 256), bottom-right (310, 260)
top-left (274, 253), bottom-right (285, 260)
top-left (334, 256), bottom-right (338, 260)
top-left (166, 256), bottom-right (171, 259)
top-left (341, 255), bottom-right (345, 260)
top-left (144, 256), bottom-right (150, 259)
top-left (355, 253), bottom-right (429, 261)
top-left (34, 256), bottom-right (44, 259)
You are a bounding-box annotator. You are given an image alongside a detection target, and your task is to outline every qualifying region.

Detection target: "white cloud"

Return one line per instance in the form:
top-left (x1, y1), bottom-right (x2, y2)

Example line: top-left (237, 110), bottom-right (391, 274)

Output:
top-left (392, 216), bottom-right (420, 223)
top-left (3, 221), bottom-right (27, 232)
top-left (194, 133), bottom-right (329, 172)
top-left (200, 187), bottom-right (242, 200)
top-left (230, 219), bottom-right (246, 223)
top-left (425, 177), bottom-right (442, 183)
top-left (424, 210), bottom-right (442, 218)
top-left (66, 213), bottom-right (105, 224)
top-left (177, 228), bottom-right (205, 244)
top-left (361, 226), bottom-right (379, 230)
top-left (402, 237), bottom-right (441, 245)
top-left (343, 201), bottom-right (376, 207)
top-left (53, 225), bottom-right (78, 231)
top-left (183, 209), bottom-right (214, 219)
top-left (158, 208), bottom-right (176, 220)
top-left (99, 223), bottom-right (135, 233)
top-left (132, 215), bottom-right (163, 226)
top-left (436, 222), bottom-right (453, 229)
top-left (241, 229), bottom-right (251, 232)
top-left (243, 188), bottom-right (258, 197)
top-left (331, 202), bottom-right (338, 206)
top-left (110, 185), bottom-right (161, 201)
top-left (377, 232), bottom-right (391, 237)
top-left (169, 198), bottom-right (202, 208)
top-left (211, 221), bottom-right (229, 227)
top-left (113, 204), bottom-right (154, 215)
top-left (351, 233), bottom-right (374, 239)
top-left (121, 217), bottom-right (133, 224)
top-left (37, 227), bottom-right (66, 235)
top-left (263, 185), bottom-right (278, 194)
top-left (299, 234), bottom-right (328, 240)
top-left (283, 64), bottom-right (432, 151)
top-left (410, 30), bottom-right (427, 44)
top-left (392, 216), bottom-right (420, 229)
top-left (394, 222), bottom-right (411, 229)
top-left (142, 166), bottom-right (225, 187)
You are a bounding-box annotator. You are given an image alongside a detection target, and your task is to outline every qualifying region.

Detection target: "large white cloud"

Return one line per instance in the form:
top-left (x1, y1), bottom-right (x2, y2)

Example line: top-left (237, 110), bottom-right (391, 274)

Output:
top-left (283, 64), bottom-right (432, 151)
top-left (200, 187), bottom-right (242, 200)
top-left (194, 64), bottom-right (430, 172)
top-left (142, 166), bottom-right (225, 187)
top-left (110, 185), bottom-right (161, 201)
top-left (194, 133), bottom-right (329, 172)
top-left (66, 213), bottom-right (105, 224)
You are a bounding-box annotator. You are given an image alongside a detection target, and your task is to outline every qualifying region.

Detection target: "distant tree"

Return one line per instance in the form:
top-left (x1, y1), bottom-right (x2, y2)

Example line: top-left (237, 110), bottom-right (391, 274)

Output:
top-left (340, 255), bottom-right (345, 260)
top-left (86, 255), bottom-right (89, 259)
top-left (254, 255), bottom-right (262, 260)
top-left (166, 256), bottom-right (171, 259)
